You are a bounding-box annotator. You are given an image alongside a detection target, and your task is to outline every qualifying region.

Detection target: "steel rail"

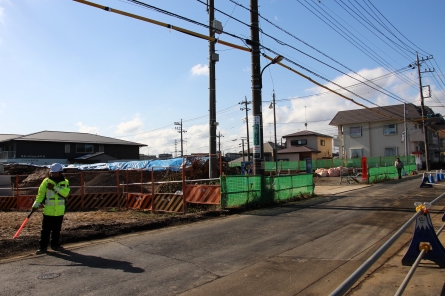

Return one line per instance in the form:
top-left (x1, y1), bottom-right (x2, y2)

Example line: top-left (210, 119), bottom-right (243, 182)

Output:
top-left (330, 190), bottom-right (445, 296)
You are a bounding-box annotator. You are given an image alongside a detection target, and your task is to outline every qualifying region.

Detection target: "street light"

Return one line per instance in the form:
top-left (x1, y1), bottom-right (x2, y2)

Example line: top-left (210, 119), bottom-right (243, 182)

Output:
top-left (260, 55), bottom-right (284, 88)
top-left (269, 91), bottom-right (278, 174)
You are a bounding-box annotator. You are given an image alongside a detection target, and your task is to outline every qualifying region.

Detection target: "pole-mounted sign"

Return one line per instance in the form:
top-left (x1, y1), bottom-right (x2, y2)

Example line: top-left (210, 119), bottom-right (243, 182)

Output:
top-left (253, 115), bottom-right (260, 158)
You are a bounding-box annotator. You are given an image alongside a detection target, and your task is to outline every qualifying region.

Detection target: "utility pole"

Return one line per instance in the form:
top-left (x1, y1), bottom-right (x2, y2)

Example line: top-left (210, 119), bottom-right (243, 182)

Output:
top-left (272, 92), bottom-right (278, 174)
top-left (415, 53), bottom-right (434, 171)
top-left (216, 131), bottom-right (224, 153)
top-left (250, 0), bottom-right (263, 175)
top-left (239, 97), bottom-right (251, 161)
top-left (208, 0), bottom-right (218, 178)
top-left (174, 119), bottom-right (187, 157)
top-left (240, 139), bottom-right (245, 162)
top-left (404, 103), bottom-right (408, 165)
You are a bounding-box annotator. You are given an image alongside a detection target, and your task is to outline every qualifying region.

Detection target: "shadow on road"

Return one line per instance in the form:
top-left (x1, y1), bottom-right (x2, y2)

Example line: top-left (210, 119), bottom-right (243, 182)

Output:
top-left (44, 248), bottom-right (145, 273)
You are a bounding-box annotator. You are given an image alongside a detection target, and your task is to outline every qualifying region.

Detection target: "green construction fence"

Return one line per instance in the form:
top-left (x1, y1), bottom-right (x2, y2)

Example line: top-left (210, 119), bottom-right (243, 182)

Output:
top-left (230, 156), bottom-right (416, 172)
top-left (368, 164), bottom-right (416, 183)
top-left (220, 174), bottom-right (314, 208)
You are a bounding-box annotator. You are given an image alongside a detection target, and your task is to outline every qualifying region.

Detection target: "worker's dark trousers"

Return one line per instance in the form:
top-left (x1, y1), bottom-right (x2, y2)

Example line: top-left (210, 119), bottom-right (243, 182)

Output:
top-left (39, 215), bottom-right (64, 249)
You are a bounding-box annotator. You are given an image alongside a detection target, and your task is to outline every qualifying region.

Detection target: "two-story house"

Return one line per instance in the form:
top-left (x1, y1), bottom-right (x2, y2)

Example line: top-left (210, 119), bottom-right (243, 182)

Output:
top-left (329, 103), bottom-right (445, 167)
top-left (278, 130), bottom-right (333, 161)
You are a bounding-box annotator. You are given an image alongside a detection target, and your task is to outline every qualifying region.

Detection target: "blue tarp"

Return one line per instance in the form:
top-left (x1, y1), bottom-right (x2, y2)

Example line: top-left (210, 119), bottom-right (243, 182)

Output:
top-left (64, 157), bottom-right (206, 171)
top-left (7, 157), bottom-right (209, 172)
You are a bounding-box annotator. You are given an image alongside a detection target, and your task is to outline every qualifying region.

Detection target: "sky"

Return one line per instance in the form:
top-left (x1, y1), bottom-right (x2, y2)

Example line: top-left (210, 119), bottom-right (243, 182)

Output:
top-left (1, 0), bottom-right (444, 157)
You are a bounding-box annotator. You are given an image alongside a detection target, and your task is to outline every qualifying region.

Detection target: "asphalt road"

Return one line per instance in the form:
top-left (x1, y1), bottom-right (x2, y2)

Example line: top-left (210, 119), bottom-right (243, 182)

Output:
top-left (1, 176), bottom-right (444, 296)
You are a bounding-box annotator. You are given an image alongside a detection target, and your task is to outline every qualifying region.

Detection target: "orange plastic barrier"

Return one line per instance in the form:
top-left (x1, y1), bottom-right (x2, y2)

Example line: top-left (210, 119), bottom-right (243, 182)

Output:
top-left (17, 196), bottom-right (35, 210)
top-left (126, 193), bottom-right (153, 210)
top-left (184, 185), bottom-right (220, 205)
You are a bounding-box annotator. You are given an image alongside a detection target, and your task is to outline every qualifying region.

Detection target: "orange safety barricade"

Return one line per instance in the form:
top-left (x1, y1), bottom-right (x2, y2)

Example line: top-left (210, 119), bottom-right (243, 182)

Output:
top-left (126, 193), bottom-right (153, 210)
top-left (66, 194), bottom-right (83, 211)
top-left (154, 193), bottom-right (183, 213)
top-left (82, 193), bottom-right (122, 209)
top-left (0, 196), bottom-right (17, 210)
top-left (17, 196), bottom-right (35, 210)
top-left (184, 185), bottom-right (220, 205)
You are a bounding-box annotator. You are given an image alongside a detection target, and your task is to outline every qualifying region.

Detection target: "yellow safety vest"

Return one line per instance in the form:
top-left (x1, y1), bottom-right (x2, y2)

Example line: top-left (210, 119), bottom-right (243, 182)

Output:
top-left (32, 177), bottom-right (70, 216)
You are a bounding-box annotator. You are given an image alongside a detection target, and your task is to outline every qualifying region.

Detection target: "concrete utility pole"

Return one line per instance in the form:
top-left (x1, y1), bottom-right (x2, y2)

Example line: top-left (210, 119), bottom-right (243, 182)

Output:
top-left (403, 103), bottom-right (408, 165)
top-left (250, 0), bottom-right (263, 175)
top-left (272, 92), bottom-right (278, 174)
top-left (240, 139), bottom-right (246, 162)
top-left (239, 97), bottom-right (251, 162)
top-left (208, 0), bottom-right (218, 178)
top-left (216, 131), bottom-right (224, 153)
top-left (415, 53), bottom-right (434, 171)
top-left (174, 119), bottom-right (187, 157)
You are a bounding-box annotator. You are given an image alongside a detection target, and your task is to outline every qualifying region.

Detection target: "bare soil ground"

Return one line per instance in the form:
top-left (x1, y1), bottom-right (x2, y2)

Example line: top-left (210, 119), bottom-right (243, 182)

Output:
top-left (0, 175), bottom-right (348, 260)
top-left (0, 206), bottom-right (228, 260)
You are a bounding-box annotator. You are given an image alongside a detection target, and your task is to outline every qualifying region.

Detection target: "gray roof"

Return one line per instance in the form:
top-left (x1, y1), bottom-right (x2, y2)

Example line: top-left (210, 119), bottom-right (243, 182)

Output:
top-left (282, 130), bottom-right (333, 138)
top-left (1, 131), bottom-right (146, 146)
top-left (0, 134), bottom-right (22, 142)
top-left (329, 103), bottom-right (422, 126)
top-left (277, 146), bottom-right (320, 154)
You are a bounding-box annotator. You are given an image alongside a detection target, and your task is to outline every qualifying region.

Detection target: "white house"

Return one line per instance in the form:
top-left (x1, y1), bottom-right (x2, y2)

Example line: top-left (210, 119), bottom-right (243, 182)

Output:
top-left (329, 103), bottom-right (445, 167)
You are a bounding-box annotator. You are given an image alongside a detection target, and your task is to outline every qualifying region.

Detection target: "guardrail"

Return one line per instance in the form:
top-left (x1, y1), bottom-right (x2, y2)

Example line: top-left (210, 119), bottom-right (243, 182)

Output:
top-left (329, 191), bottom-right (445, 295)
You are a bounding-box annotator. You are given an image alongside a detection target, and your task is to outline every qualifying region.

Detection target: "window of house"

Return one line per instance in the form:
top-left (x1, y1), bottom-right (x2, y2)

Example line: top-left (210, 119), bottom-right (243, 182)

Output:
top-left (385, 147), bottom-right (398, 156)
top-left (65, 144), bottom-right (70, 153)
top-left (76, 144), bottom-right (94, 153)
top-left (290, 139), bottom-right (307, 146)
top-left (350, 126), bottom-right (362, 137)
top-left (350, 148), bottom-right (362, 158)
top-left (383, 124), bottom-right (397, 135)
top-left (320, 139), bottom-right (326, 146)
top-left (99, 145), bottom-right (104, 152)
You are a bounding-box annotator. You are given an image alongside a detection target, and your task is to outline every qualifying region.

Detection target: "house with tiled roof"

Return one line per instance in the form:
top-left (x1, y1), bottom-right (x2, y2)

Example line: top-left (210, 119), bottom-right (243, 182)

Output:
top-left (0, 131), bottom-right (146, 165)
top-left (329, 103), bottom-right (445, 166)
top-left (278, 130), bottom-right (333, 161)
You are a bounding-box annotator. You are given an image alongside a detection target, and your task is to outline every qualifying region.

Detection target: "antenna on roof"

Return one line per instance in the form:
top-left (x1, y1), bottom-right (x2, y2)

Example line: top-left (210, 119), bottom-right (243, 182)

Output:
top-left (304, 106), bottom-right (307, 129)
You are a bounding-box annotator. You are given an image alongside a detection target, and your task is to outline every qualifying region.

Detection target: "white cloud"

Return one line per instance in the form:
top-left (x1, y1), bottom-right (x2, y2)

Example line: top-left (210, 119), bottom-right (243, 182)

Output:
top-left (190, 64), bottom-right (209, 76)
top-left (76, 122), bottom-right (99, 134)
top-left (115, 114), bottom-right (143, 135)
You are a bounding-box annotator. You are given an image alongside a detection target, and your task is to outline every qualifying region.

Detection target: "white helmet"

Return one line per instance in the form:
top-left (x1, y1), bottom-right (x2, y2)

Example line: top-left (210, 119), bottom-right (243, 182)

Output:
top-left (50, 163), bottom-right (63, 173)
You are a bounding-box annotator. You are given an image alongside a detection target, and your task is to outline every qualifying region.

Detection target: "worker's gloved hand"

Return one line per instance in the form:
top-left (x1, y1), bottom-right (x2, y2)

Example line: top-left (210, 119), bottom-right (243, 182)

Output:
top-left (47, 183), bottom-right (54, 190)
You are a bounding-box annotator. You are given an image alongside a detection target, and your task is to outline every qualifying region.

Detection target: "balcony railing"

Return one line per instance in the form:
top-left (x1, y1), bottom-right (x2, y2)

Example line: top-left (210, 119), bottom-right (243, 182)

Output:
top-left (0, 151), bottom-right (16, 160)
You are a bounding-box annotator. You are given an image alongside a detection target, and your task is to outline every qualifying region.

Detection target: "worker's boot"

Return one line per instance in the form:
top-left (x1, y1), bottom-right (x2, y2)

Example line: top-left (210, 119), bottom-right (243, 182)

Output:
top-left (36, 248), bottom-right (47, 255)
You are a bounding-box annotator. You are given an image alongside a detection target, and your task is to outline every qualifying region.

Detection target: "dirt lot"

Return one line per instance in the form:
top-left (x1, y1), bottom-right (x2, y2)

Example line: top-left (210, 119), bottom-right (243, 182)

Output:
top-left (0, 174), bottom-right (349, 260)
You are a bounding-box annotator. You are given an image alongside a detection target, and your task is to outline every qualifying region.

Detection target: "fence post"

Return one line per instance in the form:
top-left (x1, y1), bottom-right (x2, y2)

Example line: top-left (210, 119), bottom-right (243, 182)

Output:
top-left (140, 170), bottom-right (143, 194)
top-left (80, 172), bottom-right (85, 210)
top-left (219, 153), bottom-right (222, 177)
top-left (151, 167), bottom-right (155, 212)
top-left (15, 175), bottom-right (19, 197)
top-left (116, 170), bottom-right (120, 210)
top-left (182, 159), bottom-right (186, 214)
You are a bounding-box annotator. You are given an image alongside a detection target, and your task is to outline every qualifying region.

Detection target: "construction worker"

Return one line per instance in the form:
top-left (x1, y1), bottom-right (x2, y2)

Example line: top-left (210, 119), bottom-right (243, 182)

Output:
top-left (32, 163), bottom-right (70, 254)
top-left (394, 157), bottom-right (404, 180)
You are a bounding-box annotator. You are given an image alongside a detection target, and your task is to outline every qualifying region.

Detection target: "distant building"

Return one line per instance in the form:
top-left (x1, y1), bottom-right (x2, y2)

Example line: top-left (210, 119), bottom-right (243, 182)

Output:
top-left (0, 131), bottom-right (146, 165)
top-left (158, 153), bottom-right (173, 159)
top-left (278, 130), bottom-right (333, 161)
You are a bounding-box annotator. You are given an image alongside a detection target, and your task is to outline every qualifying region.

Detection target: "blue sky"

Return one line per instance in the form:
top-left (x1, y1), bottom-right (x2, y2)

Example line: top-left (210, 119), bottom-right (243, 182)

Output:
top-left (1, 0), bottom-right (444, 157)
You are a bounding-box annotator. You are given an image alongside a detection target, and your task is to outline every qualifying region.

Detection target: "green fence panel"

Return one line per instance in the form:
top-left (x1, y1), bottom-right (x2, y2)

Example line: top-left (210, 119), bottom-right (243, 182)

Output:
top-left (221, 174), bottom-right (314, 207)
top-left (291, 174), bottom-right (314, 196)
top-left (220, 175), bottom-right (262, 207)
